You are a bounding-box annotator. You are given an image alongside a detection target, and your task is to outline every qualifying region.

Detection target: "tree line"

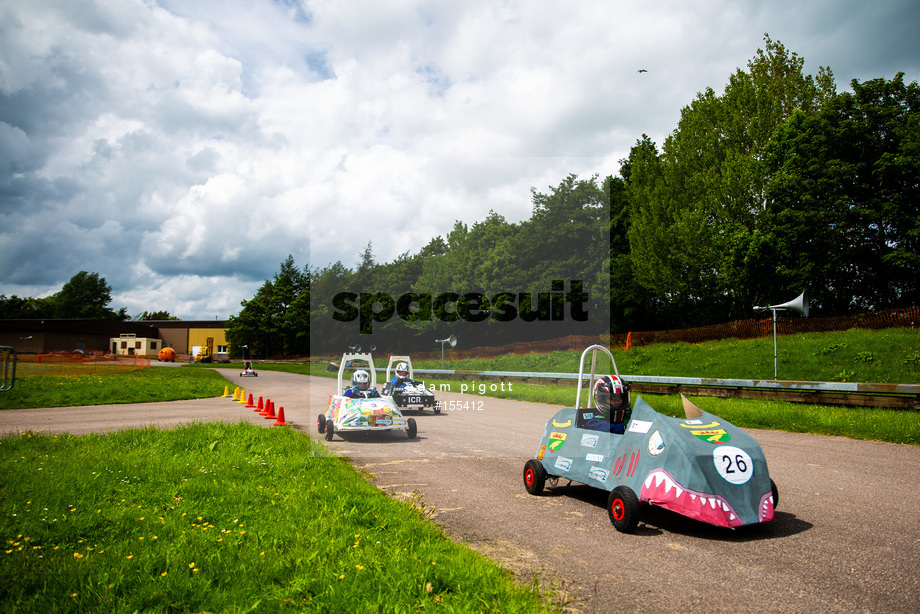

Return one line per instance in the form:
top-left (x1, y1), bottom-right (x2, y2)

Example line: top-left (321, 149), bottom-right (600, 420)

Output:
top-left (289, 35), bottom-right (917, 356)
top-left (4, 36), bottom-right (916, 359)
top-left (0, 271), bottom-right (128, 320)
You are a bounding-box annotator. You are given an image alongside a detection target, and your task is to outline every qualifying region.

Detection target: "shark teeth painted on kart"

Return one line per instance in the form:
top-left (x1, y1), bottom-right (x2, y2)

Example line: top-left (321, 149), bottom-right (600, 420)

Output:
top-left (641, 469), bottom-right (747, 528)
top-left (758, 491), bottom-right (776, 523)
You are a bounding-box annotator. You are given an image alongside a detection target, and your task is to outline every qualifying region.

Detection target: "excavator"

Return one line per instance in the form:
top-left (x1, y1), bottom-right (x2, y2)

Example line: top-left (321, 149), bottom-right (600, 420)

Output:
top-left (194, 337), bottom-right (214, 363)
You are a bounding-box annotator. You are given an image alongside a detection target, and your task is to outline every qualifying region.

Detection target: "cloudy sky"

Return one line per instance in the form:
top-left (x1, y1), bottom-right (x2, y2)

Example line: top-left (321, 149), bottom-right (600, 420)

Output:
top-left (1, 0), bottom-right (918, 320)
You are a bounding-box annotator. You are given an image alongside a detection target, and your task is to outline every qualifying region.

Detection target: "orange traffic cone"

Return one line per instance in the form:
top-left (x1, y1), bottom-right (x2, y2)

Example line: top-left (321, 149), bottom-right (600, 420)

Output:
top-left (245, 393), bottom-right (256, 408)
top-left (260, 399), bottom-right (271, 415)
top-left (263, 401), bottom-right (277, 420)
top-left (272, 406), bottom-right (288, 426)
top-left (254, 396), bottom-right (264, 413)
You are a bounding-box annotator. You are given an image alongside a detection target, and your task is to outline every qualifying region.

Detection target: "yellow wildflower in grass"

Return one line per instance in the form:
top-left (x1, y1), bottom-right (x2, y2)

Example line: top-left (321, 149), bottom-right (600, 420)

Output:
top-left (73, 553), bottom-right (83, 559)
top-left (161, 572), bottom-right (167, 577)
top-left (339, 574), bottom-right (345, 579)
top-left (355, 565), bottom-right (364, 570)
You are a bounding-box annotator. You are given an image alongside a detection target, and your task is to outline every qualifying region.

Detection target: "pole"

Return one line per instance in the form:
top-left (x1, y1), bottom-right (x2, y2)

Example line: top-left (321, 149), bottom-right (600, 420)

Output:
top-left (772, 308), bottom-right (778, 380)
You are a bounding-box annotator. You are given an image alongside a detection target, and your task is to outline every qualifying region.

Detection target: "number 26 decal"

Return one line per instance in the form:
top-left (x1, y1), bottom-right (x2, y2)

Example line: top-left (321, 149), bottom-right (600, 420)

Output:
top-left (712, 446), bottom-right (754, 484)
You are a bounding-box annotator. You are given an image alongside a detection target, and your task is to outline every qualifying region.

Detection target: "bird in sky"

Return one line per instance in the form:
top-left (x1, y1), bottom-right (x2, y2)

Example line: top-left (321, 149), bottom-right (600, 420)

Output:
top-left (637, 69), bottom-right (647, 73)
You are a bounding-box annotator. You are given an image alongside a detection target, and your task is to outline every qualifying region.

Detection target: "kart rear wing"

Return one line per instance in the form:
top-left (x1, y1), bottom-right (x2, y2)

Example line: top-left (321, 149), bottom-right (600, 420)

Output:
top-left (574, 344), bottom-right (620, 410)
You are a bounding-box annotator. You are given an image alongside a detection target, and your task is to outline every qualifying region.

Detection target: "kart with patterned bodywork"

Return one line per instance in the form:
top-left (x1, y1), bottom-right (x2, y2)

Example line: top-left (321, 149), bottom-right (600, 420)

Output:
top-left (523, 345), bottom-right (778, 533)
top-left (317, 352), bottom-right (417, 441)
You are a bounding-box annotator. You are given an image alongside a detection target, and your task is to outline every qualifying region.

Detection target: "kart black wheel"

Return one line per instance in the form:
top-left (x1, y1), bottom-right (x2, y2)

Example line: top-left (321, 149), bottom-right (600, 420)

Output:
top-left (317, 413), bottom-right (326, 434)
top-left (407, 418), bottom-right (417, 439)
top-left (607, 486), bottom-right (640, 533)
top-left (434, 401), bottom-right (441, 415)
top-left (325, 420), bottom-right (334, 441)
top-left (523, 459), bottom-right (547, 495)
top-left (771, 479), bottom-right (779, 510)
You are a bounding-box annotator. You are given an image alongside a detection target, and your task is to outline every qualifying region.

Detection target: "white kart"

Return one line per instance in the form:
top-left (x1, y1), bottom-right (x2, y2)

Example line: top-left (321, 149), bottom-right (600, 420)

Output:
top-left (382, 355), bottom-right (441, 414)
top-left (317, 352), bottom-right (417, 441)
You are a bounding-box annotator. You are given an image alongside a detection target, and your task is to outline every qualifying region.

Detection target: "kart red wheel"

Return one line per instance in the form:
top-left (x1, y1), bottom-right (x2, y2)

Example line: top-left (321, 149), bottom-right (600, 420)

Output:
top-left (523, 459), bottom-right (546, 495)
top-left (317, 413), bottom-right (326, 434)
top-left (407, 418), bottom-right (417, 439)
top-left (607, 486), bottom-right (640, 533)
top-left (325, 420), bottom-right (334, 441)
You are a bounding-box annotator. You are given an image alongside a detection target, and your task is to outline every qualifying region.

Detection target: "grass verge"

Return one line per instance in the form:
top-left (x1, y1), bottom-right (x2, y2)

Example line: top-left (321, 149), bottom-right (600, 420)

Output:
top-left (0, 368), bottom-right (231, 411)
top-left (0, 422), bottom-right (558, 613)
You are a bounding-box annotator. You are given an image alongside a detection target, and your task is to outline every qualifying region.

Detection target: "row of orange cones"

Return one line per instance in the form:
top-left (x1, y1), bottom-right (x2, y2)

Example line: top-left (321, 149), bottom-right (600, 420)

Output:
top-left (221, 386), bottom-right (289, 426)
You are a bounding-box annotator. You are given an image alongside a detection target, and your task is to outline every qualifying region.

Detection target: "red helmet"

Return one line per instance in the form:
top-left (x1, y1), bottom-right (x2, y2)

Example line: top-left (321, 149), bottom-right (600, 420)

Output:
top-left (594, 375), bottom-right (629, 419)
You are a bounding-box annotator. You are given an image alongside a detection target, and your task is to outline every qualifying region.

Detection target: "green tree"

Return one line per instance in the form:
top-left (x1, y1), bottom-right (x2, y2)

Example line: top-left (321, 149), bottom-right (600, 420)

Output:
top-left (626, 35), bottom-right (836, 324)
top-left (131, 311), bottom-right (180, 321)
top-left (763, 73), bottom-right (920, 312)
top-left (54, 271), bottom-right (126, 319)
top-left (226, 256), bottom-right (311, 358)
top-left (0, 295), bottom-right (56, 319)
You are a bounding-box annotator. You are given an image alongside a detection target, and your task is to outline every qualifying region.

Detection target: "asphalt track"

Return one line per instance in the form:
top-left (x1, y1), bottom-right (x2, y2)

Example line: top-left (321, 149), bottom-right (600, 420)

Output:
top-left (3, 367), bottom-right (919, 613)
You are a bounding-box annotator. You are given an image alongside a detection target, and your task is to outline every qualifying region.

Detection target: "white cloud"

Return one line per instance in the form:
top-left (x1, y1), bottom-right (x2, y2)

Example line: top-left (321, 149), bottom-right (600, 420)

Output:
top-left (0, 0), bottom-right (917, 319)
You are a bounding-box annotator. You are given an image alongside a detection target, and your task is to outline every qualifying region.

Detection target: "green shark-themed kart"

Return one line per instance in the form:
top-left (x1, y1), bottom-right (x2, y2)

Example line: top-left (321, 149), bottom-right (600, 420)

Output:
top-left (382, 355), bottom-right (441, 414)
top-left (318, 352), bottom-right (417, 441)
top-left (524, 345), bottom-right (777, 533)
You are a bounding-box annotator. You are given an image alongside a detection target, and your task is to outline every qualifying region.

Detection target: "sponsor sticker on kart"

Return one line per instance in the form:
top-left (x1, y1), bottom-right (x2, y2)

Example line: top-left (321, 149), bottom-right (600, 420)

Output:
top-left (581, 434), bottom-right (599, 448)
top-left (554, 457), bottom-right (573, 472)
top-left (692, 429), bottom-right (730, 443)
top-left (548, 432), bottom-right (567, 452)
top-left (588, 466), bottom-right (609, 483)
top-left (628, 420), bottom-right (653, 434)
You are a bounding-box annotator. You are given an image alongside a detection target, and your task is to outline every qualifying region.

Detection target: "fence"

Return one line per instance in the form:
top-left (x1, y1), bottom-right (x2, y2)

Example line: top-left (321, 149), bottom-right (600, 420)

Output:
top-left (19, 351), bottom-right (152, 376)
top-left (414, 306), bottom-right (920, 359)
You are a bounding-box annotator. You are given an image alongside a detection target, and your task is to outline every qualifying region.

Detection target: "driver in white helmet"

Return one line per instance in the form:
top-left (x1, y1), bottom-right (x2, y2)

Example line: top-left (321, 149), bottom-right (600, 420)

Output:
top-left (344, 369), bottom-right (380, 399)
top-left (389, 361), bottom-right (416, 389)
